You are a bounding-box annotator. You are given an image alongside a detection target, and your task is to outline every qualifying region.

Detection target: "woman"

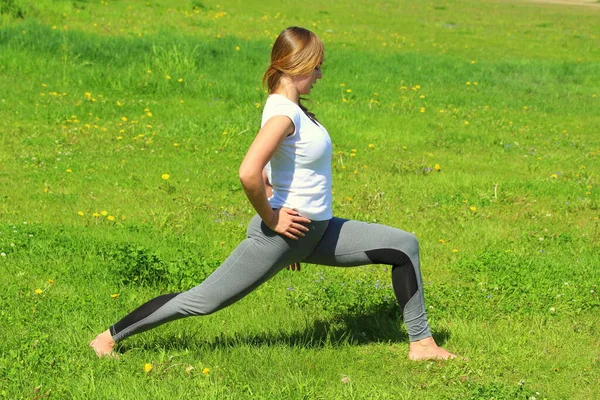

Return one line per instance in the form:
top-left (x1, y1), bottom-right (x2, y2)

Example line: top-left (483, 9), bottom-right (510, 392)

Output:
top-left (90, 26), bottom-right (456, 361)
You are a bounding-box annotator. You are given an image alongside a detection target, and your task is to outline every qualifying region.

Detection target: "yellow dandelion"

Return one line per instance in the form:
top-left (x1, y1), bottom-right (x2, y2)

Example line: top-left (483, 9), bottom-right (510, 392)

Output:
top-left (144, 363), bottom-right (153, 373)
top-left (368, 144), bottom-right (374, 148)
top-left (434, 164), bottom-right (441, 171)
top-left (77, 211), bottom-right (84, 216)
top-left (235, 46), bottom-right (240, 51)
top-left (346, 89), bottom-right (352, 93)
top-left (35, 289), bottom-right (43, 295)
top-left (166, 75), bottom-right (171, 80)
top-left (340, 83), bottom-right (346, 87)
top-left (466, 82), bottom-right (471, 85)
top-left (93, 212), bottom-right (100, 217)
top-left (178, 78), bottom-right (183, 83)
top-left (147, 69), bottom-right (152, 74)
top-left (173, 143), bottom-right (179, 147)
top-left (464, 121), bottom-right (469, 125)
top-left (146, 112), bottom-right (153, 117)
top-left (419, 95), bottom-right (425, 99)
top-left (439, 239), bottom-right (445, 244)
top-left (117, 136), bottom-right (123, 140)
top-left (551, 174), bottom-right (558, 179)
top-left (111, 293), bottom-right (120, 298)
top-left (470, 206), bottom-right (477, 212)
top-left (452, 249), bottom-right (459, 253)
top-left (121, 117), bottom-right (127, 122)
top-left (162, 174), bottom-right (170, 180)
top-left (116, 101), bottom-right (122, 106)
top-left (255, 102), bottom-right (261, 108)
top-left (202, 368), bottom-right (210, 375)
top-left (100, 210), bottom-right (108, 216)
top-left (48, 279), bottom-right (54, 283)
top-left (420, 107), bottom-right (425, 113)
top-left (107, 215), bottom-right (115, 221)
top-left (66, 169), bottom-right (72, 173)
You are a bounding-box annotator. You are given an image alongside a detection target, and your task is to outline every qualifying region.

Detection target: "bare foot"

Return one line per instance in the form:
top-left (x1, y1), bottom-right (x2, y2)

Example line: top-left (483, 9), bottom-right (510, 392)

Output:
top-left (89, 329), bottom-right (118, 358)
top-left (408, 336), bottom-right (456, 361)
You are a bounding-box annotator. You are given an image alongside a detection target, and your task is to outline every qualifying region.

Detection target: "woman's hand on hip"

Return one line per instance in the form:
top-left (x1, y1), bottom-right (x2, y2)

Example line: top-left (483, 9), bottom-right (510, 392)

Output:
top-left (267, 208), bottom-right (311, 240)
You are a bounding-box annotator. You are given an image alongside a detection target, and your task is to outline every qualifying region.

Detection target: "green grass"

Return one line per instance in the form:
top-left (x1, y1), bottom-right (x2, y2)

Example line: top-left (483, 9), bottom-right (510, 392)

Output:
top-left (1, 0), bottom-right (599, 398)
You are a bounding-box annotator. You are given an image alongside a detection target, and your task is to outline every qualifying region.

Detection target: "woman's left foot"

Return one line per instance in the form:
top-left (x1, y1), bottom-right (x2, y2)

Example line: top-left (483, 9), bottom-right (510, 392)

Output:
top-left (408, 336), bottom-right (457, 361)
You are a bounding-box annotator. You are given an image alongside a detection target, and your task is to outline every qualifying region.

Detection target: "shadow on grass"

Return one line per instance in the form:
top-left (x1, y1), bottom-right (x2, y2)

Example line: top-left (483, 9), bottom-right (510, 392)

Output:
top-left (116, 303), bottom-right (451, 353)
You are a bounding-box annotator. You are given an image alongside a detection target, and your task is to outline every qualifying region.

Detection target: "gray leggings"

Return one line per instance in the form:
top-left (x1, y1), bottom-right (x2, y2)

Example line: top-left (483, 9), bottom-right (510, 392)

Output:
top-left (110, 216), bottom-right (431, 342)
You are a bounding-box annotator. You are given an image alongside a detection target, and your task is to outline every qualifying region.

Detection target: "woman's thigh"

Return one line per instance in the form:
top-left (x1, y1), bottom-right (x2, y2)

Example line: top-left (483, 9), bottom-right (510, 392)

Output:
top-left (303, 217), bottom-right (419, 267)
top-left (174, 215), bottom-right (330, 315)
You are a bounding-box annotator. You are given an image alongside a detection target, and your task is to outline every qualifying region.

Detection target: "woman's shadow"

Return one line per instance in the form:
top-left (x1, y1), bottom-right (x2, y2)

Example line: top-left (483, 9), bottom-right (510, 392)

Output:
top-left (118, 302), bottom-right (451, 353)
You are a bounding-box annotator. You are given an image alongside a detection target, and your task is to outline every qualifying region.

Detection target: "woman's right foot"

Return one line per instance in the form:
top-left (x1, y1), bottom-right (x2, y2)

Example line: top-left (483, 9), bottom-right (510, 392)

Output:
top-left (89, 329), bottom-right (117, 358)
top-left (408, 336), bottom-right (457, 361)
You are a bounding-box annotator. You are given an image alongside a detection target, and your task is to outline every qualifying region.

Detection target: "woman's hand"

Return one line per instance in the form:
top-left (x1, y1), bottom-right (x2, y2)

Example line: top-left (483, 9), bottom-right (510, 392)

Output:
top-left (267, 208), bottom-right (311, 240)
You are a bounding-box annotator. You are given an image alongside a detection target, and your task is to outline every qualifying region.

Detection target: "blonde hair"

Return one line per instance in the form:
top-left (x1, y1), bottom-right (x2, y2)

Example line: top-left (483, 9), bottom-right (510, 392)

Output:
top-left (263, 27), bottom-right (324, 120)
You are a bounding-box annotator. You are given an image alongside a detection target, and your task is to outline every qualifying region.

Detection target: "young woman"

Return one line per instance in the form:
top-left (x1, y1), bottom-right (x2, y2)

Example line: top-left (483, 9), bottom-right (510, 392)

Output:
top-left (90, 26), bottom-right (456, 361)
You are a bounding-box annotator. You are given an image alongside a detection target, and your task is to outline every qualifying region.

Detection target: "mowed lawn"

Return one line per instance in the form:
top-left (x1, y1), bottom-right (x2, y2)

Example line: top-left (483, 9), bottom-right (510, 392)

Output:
top-left (0, 0), bottom-right (599, 399)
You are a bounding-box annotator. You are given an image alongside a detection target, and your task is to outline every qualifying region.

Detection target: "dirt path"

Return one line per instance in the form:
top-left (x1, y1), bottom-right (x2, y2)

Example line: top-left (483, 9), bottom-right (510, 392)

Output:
top-left (525, 0), bottom-right (599, 7)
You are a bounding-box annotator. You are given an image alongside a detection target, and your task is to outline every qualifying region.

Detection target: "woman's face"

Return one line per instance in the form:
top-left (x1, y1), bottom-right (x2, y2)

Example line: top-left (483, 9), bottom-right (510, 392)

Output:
top-left (293, 61), bottom-right (323, 95)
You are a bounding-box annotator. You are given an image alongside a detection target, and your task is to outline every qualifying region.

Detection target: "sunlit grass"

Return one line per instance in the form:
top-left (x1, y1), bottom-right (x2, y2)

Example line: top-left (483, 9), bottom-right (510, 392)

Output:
top-left (0, 0), bottom-right (599, 399)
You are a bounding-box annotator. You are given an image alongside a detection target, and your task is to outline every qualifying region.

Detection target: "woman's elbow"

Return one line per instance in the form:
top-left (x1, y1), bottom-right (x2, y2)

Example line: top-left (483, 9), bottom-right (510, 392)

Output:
top-left (238, 166), bottom-right (258, 187)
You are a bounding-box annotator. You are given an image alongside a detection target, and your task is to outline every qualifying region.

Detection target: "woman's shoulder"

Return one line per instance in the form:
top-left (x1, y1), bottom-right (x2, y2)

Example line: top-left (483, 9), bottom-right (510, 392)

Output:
top-left (262, 95), bottom-right (302, 122)
top-left (265, 94), bottom-right (299, 109)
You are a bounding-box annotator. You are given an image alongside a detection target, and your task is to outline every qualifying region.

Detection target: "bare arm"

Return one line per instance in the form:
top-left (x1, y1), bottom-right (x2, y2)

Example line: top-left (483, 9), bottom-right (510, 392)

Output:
top-left (239, 116), bottom-right (311, 239)
top-left (262, 168), bottom-right (273, 199)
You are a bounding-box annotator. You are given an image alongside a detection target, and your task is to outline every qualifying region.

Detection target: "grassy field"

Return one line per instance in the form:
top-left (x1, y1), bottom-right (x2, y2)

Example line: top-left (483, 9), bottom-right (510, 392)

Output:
top-left (1, 0), bottom-right (599, 398)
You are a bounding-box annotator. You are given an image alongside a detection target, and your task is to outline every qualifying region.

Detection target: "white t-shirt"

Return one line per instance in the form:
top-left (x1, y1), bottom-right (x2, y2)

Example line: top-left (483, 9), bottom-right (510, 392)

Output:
top-left (261, 94), bottom-right (333, 221)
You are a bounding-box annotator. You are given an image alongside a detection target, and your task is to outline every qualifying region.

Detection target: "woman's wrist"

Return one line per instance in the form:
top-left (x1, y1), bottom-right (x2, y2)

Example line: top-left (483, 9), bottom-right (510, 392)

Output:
top-left (262, 208), bottom-right (276, 229)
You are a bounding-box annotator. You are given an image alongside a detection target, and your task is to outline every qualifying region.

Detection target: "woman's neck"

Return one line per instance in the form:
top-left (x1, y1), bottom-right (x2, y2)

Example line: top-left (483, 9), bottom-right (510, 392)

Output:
top-left (273, 78), bottom-right (299, 104)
